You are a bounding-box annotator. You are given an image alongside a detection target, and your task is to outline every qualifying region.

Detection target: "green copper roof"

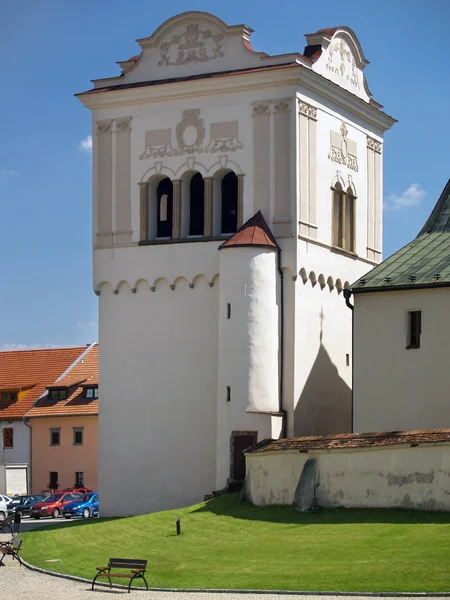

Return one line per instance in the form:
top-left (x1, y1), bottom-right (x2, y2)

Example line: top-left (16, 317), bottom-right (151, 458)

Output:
top-left (352, 179), bottom-right (450, 293)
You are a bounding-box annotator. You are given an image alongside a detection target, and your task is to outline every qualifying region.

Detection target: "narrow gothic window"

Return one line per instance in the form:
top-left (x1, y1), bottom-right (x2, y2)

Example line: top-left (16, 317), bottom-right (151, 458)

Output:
top-left (189, 173), bottom-right (205, 236)
top-left (157, 178), bottom-right (173, 238)
top-left (332, 183), bottom-right (355, 252)
top-left (221, 172), bottom-right (238, 234)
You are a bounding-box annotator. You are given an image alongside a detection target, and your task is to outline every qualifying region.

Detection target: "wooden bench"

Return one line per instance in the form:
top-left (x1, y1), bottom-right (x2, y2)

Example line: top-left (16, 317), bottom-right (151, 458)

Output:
top-left (0, 514), bottom-right (14, 534)
top-left (92, 558), bottom-right (148, 593)
top-left (0, 535), bottom-right (23, 567)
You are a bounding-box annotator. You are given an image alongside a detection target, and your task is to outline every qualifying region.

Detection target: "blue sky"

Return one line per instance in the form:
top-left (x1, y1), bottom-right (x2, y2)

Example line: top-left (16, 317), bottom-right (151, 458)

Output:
top-left (1, 0), bottom-right (449, 349)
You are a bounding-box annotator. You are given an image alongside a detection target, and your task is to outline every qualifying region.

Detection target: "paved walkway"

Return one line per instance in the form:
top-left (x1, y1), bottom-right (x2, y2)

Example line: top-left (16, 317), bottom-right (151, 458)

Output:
top-left (1, 558), bottom-right (449, 600)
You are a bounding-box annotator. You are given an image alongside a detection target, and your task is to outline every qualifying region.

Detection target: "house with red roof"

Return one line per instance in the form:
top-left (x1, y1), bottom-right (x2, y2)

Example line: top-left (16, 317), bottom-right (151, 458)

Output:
top-left (0, 344), bottom-right (98, 495)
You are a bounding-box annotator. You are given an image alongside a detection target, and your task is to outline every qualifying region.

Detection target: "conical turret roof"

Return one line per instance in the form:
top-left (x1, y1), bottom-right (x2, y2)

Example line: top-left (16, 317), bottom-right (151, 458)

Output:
top-left (219, 211), bottom-right (280, 251)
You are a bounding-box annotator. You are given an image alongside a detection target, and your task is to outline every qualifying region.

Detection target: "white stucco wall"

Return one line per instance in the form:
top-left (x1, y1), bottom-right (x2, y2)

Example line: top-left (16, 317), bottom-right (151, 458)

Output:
top-left (353, 288), bottom-right (450, 433)
top-left (247, 444), bottom-right (450, 511)
top-left (98, 275), bottom-right (219, 516)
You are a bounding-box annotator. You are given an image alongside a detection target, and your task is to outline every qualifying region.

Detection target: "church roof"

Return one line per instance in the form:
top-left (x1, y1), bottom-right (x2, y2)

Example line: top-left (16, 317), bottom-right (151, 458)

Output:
top-left (219, 211), bottom-right (280, 251)
top-left (352, 179), bottom-right (450, 293)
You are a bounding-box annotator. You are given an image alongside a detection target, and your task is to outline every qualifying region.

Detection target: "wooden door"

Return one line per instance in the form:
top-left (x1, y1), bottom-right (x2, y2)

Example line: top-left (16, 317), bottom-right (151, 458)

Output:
top-left (233, 434), bottom-right (257, 481)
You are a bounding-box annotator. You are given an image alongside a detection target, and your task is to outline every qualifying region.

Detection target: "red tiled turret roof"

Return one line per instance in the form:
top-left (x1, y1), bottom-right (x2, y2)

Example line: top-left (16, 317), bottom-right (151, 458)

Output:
top-left (219, 211), bottom-right (280, 251)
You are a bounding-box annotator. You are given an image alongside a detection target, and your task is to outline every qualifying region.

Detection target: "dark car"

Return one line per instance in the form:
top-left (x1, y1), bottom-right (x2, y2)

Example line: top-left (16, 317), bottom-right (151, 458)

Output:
top-left (7, 495), bottom-right (44, 516)
top-left (30, 492), bottom-right (80, 519)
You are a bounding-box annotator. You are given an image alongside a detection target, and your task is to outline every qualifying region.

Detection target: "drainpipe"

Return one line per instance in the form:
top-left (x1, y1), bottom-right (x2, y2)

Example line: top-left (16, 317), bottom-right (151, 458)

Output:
top-left (343, 288), bottom-right (354, 433)
top-left (277, 250), bottom-right (287, 438)
top-left (23, 416), bottom-right (32, 494)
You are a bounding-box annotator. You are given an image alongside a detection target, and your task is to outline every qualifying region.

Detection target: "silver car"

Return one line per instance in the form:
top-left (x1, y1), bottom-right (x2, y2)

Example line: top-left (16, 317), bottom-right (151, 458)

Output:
top-left (0, 494), bottom-right (12, 520)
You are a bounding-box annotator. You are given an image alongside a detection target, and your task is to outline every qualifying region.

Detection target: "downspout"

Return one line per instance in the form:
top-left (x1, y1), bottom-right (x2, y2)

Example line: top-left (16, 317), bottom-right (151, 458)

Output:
top-left (277, 250), bottom-right (287, 438)
top-left (343, 288), bottom-right (354, 433)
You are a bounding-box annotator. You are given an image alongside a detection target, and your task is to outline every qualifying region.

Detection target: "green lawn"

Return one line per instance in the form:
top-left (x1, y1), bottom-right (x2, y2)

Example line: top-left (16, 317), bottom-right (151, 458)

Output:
top-left (20, 493), bottom-right (450, 592)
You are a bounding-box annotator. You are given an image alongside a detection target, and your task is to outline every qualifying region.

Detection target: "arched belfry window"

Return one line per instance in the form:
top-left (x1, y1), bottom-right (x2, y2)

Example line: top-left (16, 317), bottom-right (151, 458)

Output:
top-left (332, 182), bottom-right (356, 253)
top-left (189, 173), bottom-right (205, 236)
top-left (156, 178), bottom-right (173, 239)
top-left (221, 172), bottom-right (238, 234)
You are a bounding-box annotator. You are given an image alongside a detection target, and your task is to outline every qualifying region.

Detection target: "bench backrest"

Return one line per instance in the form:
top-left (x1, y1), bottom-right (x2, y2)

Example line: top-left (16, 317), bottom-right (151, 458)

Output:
top-left (1, 515), bottom-right (14, 524)
top-left (108, 558), bottom-right (147, 571)
top-left (11, 535), bottom-right (22, 550)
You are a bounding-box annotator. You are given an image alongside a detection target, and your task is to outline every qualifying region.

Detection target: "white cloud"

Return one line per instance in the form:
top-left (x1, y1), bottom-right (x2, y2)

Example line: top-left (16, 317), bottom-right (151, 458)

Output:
top-left (0, 343), bottom-right (61, 352)
top-left (384, 183), bottom-right (426, 210)
top-left (0, 168), bottom-right (20, 177)
top-left (76, 321), bottom-right (98, 330)
top-left (79, 135), bottom-right (92, 152)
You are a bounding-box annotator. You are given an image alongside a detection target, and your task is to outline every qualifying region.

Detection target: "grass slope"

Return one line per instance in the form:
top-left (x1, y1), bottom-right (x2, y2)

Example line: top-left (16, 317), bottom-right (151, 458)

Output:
top-left (20, 493), bottom-right (450, 592)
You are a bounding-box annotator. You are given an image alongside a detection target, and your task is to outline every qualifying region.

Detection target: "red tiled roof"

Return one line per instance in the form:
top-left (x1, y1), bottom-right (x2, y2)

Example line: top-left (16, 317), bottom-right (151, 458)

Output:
top-left (0, 347), bottom-right (86, 419)
top-left (246, 430), bottom-right (450, 454)
top-left (27, 345), bottom-right (98, 418)
top-left (219, 211), bottom-right (280, 251)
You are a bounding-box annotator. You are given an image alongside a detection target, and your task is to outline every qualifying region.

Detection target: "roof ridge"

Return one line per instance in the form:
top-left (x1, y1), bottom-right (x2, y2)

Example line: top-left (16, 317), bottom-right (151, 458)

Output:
top-left (418, 178), bottom-right (450, 236)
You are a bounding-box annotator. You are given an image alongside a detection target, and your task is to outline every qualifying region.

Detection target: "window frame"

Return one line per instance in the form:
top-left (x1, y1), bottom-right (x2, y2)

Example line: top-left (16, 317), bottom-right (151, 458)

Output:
top-left (406, 310), bottom-right (422, 349)
top-left (84, 386), bottom-right (98, 400)
top-left (75, 471), bottom-right (84, 487)
top-left (50, 428), bottom-right (61, 446)
top-left (3, 427), bottom-right (13, 449)
top-left (73, 427), bottom-right (84, 446)
top-left (331, 183), bottom-right (356, 254)
top-left (49, 389), bottom-right (67, 402)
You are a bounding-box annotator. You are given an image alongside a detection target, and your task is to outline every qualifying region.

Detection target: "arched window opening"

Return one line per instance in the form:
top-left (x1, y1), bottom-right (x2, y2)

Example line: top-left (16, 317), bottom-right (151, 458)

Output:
top-left (189, 173), bottom-right (204, 236)
top-left (157, 178), bottom-right (173, 238)
top-left (221, 172), bottom-right (238, 234)
top-left (332, 183), bottom-right (355, 252)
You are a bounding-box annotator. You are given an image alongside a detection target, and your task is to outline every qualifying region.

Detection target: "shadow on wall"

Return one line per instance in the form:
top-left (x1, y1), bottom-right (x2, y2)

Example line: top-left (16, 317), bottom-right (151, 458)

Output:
top-left (294, 341), bottom-right (351, 437)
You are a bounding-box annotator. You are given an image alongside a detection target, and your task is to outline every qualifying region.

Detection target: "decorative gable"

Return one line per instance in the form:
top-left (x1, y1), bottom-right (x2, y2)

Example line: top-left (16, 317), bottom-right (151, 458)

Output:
top-left (304, 27), bottom-right (370, 102)
top-left (93, 11), bottom-right (306, 88)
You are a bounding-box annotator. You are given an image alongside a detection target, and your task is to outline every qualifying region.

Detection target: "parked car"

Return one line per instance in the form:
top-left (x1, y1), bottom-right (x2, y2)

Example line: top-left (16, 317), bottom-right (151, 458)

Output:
top-left (61, 487), bottom-right (92, 495)
top-left (63, 493), bottom-right (99, 519)
top-left (7, 495), bottom-right (44, 516)
top-left (30, 492), bottom-right (81, 519)
top-left (0, 495), bottom-right (9, 520)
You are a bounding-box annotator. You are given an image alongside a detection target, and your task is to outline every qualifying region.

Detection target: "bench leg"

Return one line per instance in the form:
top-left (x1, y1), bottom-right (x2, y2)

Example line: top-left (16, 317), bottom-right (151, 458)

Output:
top-left (128, 573), bottom-right (148, 593)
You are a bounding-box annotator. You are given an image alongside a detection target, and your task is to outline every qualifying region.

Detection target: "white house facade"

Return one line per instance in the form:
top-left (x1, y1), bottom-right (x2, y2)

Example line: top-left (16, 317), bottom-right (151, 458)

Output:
top-left (349, 179), bottom-right (450, 433)
top-left (77, 11), bottom-right (395, 516)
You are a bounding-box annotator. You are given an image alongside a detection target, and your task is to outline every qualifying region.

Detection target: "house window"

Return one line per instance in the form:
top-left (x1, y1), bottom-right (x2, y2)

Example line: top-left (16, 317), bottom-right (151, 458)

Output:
top-left (332, 183), bottom-right (356, 252)
top-left (1, 392), bottom-right (17, 402)
top-left (156, 177), bottom-right (173, 239)
top-left (189, 173), bottom-right (205, 236)
top-left (49, 471), bottom-right (58, 490)
top-left (407, 310), bottom-right (421, 349)
top-left (75, 472), bottom-right (84, 487)
top-left (49, 389), bottom-right (67, 401)
top-left (221, 172), bottom-right (238, 234)
top-left (3, 427), bottom-right (13, 449)
top-left (73, 428), bottom-right (84, 446)
top-left (84, 386), bottom-right (98, 399)
top-left (50, 428), bottom-right (60, 446)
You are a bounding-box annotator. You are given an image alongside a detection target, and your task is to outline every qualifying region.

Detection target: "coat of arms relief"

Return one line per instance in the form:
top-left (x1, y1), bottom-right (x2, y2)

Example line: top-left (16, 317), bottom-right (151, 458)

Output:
top-left (158, 24), bottom-right (225, 66)
top-left (140, 109), bottom-right (243, 160)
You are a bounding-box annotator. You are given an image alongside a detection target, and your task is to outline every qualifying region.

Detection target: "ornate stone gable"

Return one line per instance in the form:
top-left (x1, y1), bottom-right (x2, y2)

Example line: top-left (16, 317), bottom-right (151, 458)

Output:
top-left (326, 38), bottom-right (360, 90)
top-left (158, 23), bottom-right (225, 67)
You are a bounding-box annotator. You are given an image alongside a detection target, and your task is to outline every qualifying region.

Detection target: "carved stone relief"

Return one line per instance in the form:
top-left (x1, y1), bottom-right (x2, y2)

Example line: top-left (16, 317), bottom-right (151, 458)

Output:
top-left (205, 121), bottom-right (243, 153)
top-left (367, 136), bottom-right (382, 154)
top-left (326, 38), bottom-right (360, 89)
top-left (140, 129), bottom-right (177, 160)
top-left (159, 24), bottom-right (225, 66)
top-left (114, 118), bottom-right (132, 133)
top-left (176, 109), bottom-right (205, 154)
top-left (298, 101), bottom-right (317, 120)
top-left (96, 121), bottom-right (112, 135)
top-left (140, 110), bottom-right (244, 159)
top-left (252, 101), bottom-right (271, 116)
top-left (273, 99), bottom-right (291, 113)
top-left (328, 122), bottom-right (359, 172)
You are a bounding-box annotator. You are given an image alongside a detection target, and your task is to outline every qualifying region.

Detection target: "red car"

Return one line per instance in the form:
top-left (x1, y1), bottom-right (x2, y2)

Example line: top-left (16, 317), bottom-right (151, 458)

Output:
top-left (61, 487), bottom-right (92, 494)
top-left (30, 492), bottom-right (81, 519)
